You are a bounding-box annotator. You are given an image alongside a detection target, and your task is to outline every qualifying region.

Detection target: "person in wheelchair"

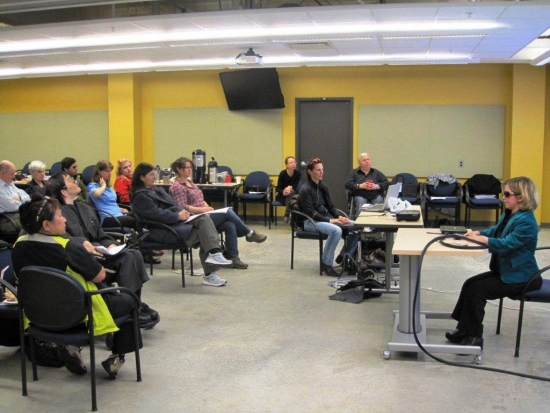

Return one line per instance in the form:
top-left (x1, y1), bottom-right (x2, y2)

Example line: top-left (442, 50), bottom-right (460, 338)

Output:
top-left (12, 193), bottom-right (141, 379)
top-left (299, 157), bottom-right (357, 277)
top-left (169, 156), bottom-right (267, 270)
top-left (46, 172), bottom-right (159, 329)
top-left (345, 153), bottom-right (389, 218)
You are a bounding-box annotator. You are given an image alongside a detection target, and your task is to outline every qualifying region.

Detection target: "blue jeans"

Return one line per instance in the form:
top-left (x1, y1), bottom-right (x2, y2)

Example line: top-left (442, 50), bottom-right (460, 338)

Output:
top-left (209, 209), bottom-right (250, 259)
top-left (303, 220), bottom-right (342, 266)
top-left (354, 194), bottom-right (384, 218)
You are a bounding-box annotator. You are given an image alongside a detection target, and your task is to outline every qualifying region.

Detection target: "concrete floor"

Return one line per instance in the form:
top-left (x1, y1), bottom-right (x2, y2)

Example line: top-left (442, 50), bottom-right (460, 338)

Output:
top-left (1, 224), bottom-right (550, 413)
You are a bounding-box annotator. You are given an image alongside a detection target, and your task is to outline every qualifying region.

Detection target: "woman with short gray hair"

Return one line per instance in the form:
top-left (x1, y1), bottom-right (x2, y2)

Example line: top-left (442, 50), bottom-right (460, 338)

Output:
top-left (28, 160), bottom-right (47, 195)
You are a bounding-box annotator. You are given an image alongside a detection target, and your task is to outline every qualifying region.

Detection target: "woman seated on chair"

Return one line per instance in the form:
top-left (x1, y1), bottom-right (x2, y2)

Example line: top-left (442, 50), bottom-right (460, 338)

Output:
top-left (12, 193), bottom-right (140, 379)
top-left (87, 160), bottom-right (137, 230)
top-left (27, 160), bottom-right (47, 196)
top-left (131, 162), bottom-right (235, 287)
top-left (298, 157), bottom-right (356, 277)
top-left (446, 176), bottom-right (542, 350)
top-left (114, 158), bottom-right (133, 204)
top-left (276, 156), bottom-right (301, 223)
top-left (168, 157), bottom-right (266, 270)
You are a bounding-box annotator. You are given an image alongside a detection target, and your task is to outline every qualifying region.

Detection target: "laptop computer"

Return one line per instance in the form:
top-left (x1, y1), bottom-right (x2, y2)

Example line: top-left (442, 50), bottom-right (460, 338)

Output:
top-left (361, 183), bottom-right (401, 212)
top-left (440, 225), bottom-right (468, 235)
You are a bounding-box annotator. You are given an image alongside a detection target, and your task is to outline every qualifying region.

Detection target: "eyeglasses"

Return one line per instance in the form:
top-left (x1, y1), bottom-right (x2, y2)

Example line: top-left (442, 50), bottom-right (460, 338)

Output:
top-left (36, 196), bottom-right (50, 222)
top-left (503, 191), bottom-right (520, 198)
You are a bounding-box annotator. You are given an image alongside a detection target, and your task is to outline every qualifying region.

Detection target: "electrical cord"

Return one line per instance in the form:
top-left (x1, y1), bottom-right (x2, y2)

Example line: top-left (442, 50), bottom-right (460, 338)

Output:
top-left (411, 233), bottom-right (550, 382)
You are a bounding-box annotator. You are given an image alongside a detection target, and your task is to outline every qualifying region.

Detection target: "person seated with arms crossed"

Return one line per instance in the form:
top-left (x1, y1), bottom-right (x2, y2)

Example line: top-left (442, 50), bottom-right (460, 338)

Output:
top-left (12, 193), bottom-right (141, 379)
top-left (345, 152), bottom-right (389, 218)
top-left (114, 158), bottom-right (133, 204)
top-left (445, 176), bottom-right (541, 350)
top-left (169, 157), bottom-right (266, 270)
top-left (0, 160), bottom-right (30, 243)
top-left (276, 156), bottom-right (302, 223)
top-left (47, 172), bottom-right (159, 329)
top-left (131, 162), bottom-right (233, 287)
top-left (61, 157), bottom-right (88, 203)
top-left (27, 160), bottom-right (48, 196)
top-left (299, 158), bottom-right (355, 277)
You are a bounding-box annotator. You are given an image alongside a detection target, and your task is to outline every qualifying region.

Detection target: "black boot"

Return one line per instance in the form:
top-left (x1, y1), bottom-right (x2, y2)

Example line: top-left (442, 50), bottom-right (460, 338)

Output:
top-left (321, 263), bottom-right (339, 277)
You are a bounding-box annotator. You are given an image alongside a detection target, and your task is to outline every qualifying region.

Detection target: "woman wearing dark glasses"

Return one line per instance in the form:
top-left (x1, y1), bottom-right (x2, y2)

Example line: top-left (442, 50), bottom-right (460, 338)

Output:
top-left (445, 176), bottom-right (541, 350)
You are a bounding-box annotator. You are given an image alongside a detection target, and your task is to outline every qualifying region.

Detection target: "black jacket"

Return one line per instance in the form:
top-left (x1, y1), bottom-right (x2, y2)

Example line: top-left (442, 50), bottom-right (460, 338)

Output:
top-left (344, 167), bottom-right (389, 201)
top-left (298, 180), bottom-right (340, 223)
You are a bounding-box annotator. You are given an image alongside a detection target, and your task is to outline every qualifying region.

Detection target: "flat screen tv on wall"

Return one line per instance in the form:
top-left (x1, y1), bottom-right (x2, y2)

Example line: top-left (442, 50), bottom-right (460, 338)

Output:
top-left (219, 68), bottom-right (285, 111)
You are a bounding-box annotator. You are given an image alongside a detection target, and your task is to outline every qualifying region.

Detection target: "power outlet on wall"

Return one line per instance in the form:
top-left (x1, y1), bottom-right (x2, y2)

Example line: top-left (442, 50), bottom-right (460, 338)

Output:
top-left (459, 161), bottom-right (463, 167)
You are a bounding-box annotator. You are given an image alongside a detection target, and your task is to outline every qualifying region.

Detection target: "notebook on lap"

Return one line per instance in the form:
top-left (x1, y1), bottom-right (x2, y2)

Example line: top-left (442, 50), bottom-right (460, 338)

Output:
top-left (361, 183), bottom-right (401, 212)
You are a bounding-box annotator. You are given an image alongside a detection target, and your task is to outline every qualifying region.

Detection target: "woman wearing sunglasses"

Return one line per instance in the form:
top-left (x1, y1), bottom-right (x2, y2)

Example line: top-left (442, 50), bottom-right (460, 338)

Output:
top-left (445, 176), bottom-right (541, 350)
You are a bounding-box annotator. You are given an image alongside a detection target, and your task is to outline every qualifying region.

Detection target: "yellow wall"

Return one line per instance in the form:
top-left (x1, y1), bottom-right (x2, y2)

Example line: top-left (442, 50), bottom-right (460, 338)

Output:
top-left (0, 64), bottom-right (547, 224)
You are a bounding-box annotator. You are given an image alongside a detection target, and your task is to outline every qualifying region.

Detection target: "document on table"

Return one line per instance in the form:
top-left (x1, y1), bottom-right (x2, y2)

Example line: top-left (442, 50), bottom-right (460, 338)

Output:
top-left (184, 207), bottom-right (231, 223)
top-left (95, 244), bottom-right (127, 256)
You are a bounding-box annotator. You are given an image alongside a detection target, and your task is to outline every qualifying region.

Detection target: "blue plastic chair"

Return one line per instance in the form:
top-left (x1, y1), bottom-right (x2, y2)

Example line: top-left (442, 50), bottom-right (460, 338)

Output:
top-left (238, 171), bottom-right (272, 228)
top-left (423, 180), bottom-right (462, 226)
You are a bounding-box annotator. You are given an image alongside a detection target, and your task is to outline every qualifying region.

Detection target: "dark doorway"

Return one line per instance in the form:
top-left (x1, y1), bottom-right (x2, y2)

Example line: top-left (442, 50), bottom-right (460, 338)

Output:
top-left (296, 98), bottom-right (353, 210)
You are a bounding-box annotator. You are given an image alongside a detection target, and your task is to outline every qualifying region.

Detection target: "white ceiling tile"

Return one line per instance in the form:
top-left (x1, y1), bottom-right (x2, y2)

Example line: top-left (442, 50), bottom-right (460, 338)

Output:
top-left (372, 6), bottom-right (438, 21)
top-left (435, 5), bottom-right (507, 20)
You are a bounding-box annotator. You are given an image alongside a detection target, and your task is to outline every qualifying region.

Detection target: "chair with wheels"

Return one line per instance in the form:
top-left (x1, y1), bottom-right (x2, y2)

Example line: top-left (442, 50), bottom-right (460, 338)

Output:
top-left (495, 246), bottom-right (550, 357)
top-left (238, 171), bottom-right (272, 228)
top-left (463, 174), bottom-right (502, 228)
top-left (391, 172), bottom-right (420, 205)
top-left (17, 266), bottom-right (142, 412)
top-left (422, 179), bottom-right (462, 226)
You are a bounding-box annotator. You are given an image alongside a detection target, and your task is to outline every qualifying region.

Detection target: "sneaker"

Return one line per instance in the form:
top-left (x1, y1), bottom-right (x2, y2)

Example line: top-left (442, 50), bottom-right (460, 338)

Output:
top-left (62, 345), bottom-right (87, 375)
top-left (205, 252), bottom-right (232, 266)
top-left (202, 272), bottom-right (227, 287)
top-left (102, 354), bottom-right (124, 379)
top-left (245, 231), bottom-right (267, 243)
top-left (140, 302), bottom-right (159, 320)
top-left (231, 256), bottom-right (249, 269)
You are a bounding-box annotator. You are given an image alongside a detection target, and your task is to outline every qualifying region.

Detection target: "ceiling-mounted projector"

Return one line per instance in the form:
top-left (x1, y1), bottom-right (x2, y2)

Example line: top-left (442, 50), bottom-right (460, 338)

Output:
top-left (236, 48), bottom-right (263, 66)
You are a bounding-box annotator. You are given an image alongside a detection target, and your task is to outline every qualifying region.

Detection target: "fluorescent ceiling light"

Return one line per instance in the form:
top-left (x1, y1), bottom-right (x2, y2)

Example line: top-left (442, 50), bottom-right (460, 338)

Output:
top-left (531, 49), bottom-right (550, 66)
top-left (0, 51), bottom-right (474, 78)
top-left (0, 20), bottom-right (502, 54)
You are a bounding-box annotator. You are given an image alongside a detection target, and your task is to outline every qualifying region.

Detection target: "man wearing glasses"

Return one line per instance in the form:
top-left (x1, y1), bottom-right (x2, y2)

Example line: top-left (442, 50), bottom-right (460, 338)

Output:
top-left (0, 160), bottom-right (30, 243)
top-left (61, 157), bottom-right (88, 203)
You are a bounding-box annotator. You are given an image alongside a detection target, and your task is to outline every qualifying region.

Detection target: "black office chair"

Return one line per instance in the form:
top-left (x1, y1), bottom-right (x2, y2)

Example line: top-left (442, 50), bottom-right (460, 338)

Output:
top-left (391, 173), bottom-right (420, 205)
top-left (17, 266), bottom-right (142, 412)
top-left (495, 246), bottom-right (550, 358)
top-left (238, 171), bottom-right (272, 228)
top-left (0, 212), bottom-right (22, 245)
top-left (463, 174), bottom-right (503, 228)
top-left (422, 180), bottom-right (462, 226)
top-left (20, 162), bottom-right (31, 176)
top-left (133, 217), bottom-right (193, 288)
